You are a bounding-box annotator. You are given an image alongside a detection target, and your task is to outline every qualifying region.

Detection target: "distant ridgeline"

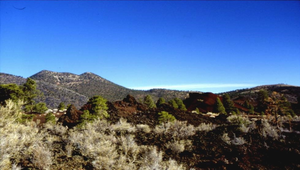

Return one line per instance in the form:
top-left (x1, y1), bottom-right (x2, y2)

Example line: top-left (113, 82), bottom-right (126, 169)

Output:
top-left (0, 70), bottom-right (189, 108)
top-left (1, 70), bottom-right (300, 116)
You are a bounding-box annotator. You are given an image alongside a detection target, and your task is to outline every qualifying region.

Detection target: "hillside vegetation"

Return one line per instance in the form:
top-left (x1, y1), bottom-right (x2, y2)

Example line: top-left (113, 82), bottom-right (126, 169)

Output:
top-left (1, 70), bottom-right (189, 108)
top-left (1, 96), bottom-right (300, 169)
top-left (1, 71), bottom-right (300, 169)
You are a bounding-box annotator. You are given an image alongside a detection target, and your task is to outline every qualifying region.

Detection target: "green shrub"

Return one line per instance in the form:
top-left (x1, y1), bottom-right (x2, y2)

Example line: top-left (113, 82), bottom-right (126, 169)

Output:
top-left (18, 114), bottom-right (35, 124)
top-left (58, 102), bottom-right (65, 110)
top-left (227, 115), bottom-right (251, 126)
top-left (45, 113), bottom-right (56, 124)
top-left (78, 110), bottom-right (98, 128)
top-left (158, 111), bottom-right (176, 124)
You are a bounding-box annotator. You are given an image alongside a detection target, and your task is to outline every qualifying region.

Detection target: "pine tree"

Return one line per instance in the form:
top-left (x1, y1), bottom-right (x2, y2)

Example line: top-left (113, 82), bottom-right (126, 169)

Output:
top-left (58, 102), bottom-right (65, 110)
top-left (168, 99), bottom-right (178, 109)
top-left (144, 95), bottom-right (156, 109)
top-left (32, 102), bottom-right (48, 113)
top-left (222, 94), bottom-right (236, 114)
top-left (22, 78), bottom-right (40, 112)
top-left (174, 98), bottom-right (187, 111)
top-left (0, 84), bottom-right (24, 105)
top-left (257, 89), bottom-right (268, 113)
top-left (244, 100), bottom-right (255, 115)
top-left (86, 96), bottom-right (109, 119)
top-left (156, 97), bottom-right (166, 107)
top-left (214, 97), bottom-right (226, 114)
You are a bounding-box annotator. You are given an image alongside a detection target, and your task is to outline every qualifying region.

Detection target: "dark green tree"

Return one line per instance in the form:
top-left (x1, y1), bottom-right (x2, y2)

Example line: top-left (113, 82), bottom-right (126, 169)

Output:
top-left (144, 95), bottom-right (156, 109)
top-left (244, 101), bottom-right (255, 114)
top-left (276, 95), bottom-right (295, 116)
top-left (0, 84), bottom-right (24, 105)
top-left (32, 102), bottom-right (48, 113)
top-left (168, 99), bottom-right (178, 109)
top-left (86, 95), bottom-right (109, 119)
top-left (222, 94), bottom-right (235, 114)
top-left (174, 98), bottom-right (187, 111)
top-left (21, 78), bottom-right (40, 112)
top-left (257, 89), bottom-right (268, 113)
top-left (78, 110), bottom-right (98, 128)
top-left (156, 97), bottom-right (166, 107)
top-left (58, 102), bottom-right (65, 110)
top-left (214, 97), bottom-right (226, 114)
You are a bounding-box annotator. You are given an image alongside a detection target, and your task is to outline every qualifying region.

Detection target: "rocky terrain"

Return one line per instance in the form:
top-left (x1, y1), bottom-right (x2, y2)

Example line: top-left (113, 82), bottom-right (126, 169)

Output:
top-left (1, 70), bottom-right (300, 169)
top-left (1, 70), bottom-right (189, 108)
top-left (1, 94), bottom-right (300, 169)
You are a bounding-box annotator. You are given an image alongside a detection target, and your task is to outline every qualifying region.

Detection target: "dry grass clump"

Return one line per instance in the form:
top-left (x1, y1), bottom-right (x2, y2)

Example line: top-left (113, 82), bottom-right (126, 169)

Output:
top-left (154, 120), bottom-right (196, 139)
top-left (0, 100), bottom-right (24, 126)
top-left (292, 115), bottom-right (300, 122)
top-left (221, 133), bottom-right (247, 146)
top-left (196, 123), bottom-right (217, 132)
top-left (68, 118), bottom-right (185, 169)
top-left (154, 120), bottom-right (217, 140)
top-left (260, 119), bottom-right (279, 139)
top-left (111, 118), bottom-right (136, 133)
top-left (0, 100), bottom-right (52, 169)
top-left (136, 124), bottom-right (151, 133)
top-left (227, 115), bottom-right (251, 126)
top-left (30, 142), bottom-right (53, 170)
top-left (165, 140), bottom-right (192, 153)
top-left (139, 146), bottom-right (185, 170)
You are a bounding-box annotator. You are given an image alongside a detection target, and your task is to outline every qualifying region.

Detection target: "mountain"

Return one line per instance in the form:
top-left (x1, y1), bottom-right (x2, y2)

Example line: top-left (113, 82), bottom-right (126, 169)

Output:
top-left (0, 73), bottom-right (26, 85)
top-left (0, 70), bottom-right (189, 108)
top-left (223, 84), bottom-right (300, 103)
top-left (30, 70), bottom-right (135, 101)
top-left (1, 70), bottom-right (299, 110)
top-left (0, 72), bottom-right (89, 108)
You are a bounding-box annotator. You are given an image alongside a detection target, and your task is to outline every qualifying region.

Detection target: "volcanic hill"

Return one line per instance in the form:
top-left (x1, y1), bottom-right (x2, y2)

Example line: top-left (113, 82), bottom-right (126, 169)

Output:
top-left (0, 70), bottom-right (189, 108)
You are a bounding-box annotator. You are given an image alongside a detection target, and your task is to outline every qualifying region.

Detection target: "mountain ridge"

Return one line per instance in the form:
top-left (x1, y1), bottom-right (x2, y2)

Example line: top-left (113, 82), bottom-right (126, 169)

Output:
top-left (1, 70), bottom-right (300, 109)
top-left (1, 70), bottom-right (190, 108)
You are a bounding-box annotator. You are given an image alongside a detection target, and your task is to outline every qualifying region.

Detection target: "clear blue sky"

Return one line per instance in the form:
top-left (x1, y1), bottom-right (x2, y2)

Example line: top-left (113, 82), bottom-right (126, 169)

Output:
top-left (1, 1), bottom-right (300, 93)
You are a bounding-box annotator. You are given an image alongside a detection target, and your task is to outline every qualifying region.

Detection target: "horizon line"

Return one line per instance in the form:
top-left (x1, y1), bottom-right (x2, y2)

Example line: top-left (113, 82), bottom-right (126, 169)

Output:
top-left (130, 83), bottom-right (257, 91)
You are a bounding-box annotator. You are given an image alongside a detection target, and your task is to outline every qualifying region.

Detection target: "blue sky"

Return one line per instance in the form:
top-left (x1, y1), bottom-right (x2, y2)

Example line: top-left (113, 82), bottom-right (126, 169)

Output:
top-left (1, 1), bottom-right (300, 93)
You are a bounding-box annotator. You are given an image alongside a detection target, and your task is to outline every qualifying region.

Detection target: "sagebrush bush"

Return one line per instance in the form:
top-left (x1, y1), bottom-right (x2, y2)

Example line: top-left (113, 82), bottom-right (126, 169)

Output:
top-left (196, 123), bottom-right (217, 132)
top-left (112, 118), bottom-right (136, 133)
top-left (260, 119), bottom-right (279, 139)
top-left (136, 124), bottom-right (151, 133)
top-left (165, 140), bottom-right (192, 153)
top-left (227, 115), bottom-right (251, 126)
top-left (221, 133), bottom-right (231, 145)
top-left (31, 142), bottom-right (53, 170)
top-left (0, 100), bottom-right (24, 126)
top-left (231, 134), bottom-right (247, 145)
top-left (154, 120), bottom-right (196, 139)
top-left (0, 100), bottom-right (50, 169)
top-left (68, 118), bottom-right (185, 169)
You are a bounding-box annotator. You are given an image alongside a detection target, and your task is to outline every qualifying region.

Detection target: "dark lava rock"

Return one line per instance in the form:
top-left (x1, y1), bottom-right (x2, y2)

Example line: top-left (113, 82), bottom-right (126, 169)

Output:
top-left (184, 92), bottom-right (220, 113)
top-left (58, 104), bottom-right (83, 128)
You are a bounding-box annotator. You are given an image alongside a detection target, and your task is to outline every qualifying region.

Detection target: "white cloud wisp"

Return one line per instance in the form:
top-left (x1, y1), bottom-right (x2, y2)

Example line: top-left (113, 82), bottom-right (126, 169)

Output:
top-left (130, 83), bottom-right (256, 91)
